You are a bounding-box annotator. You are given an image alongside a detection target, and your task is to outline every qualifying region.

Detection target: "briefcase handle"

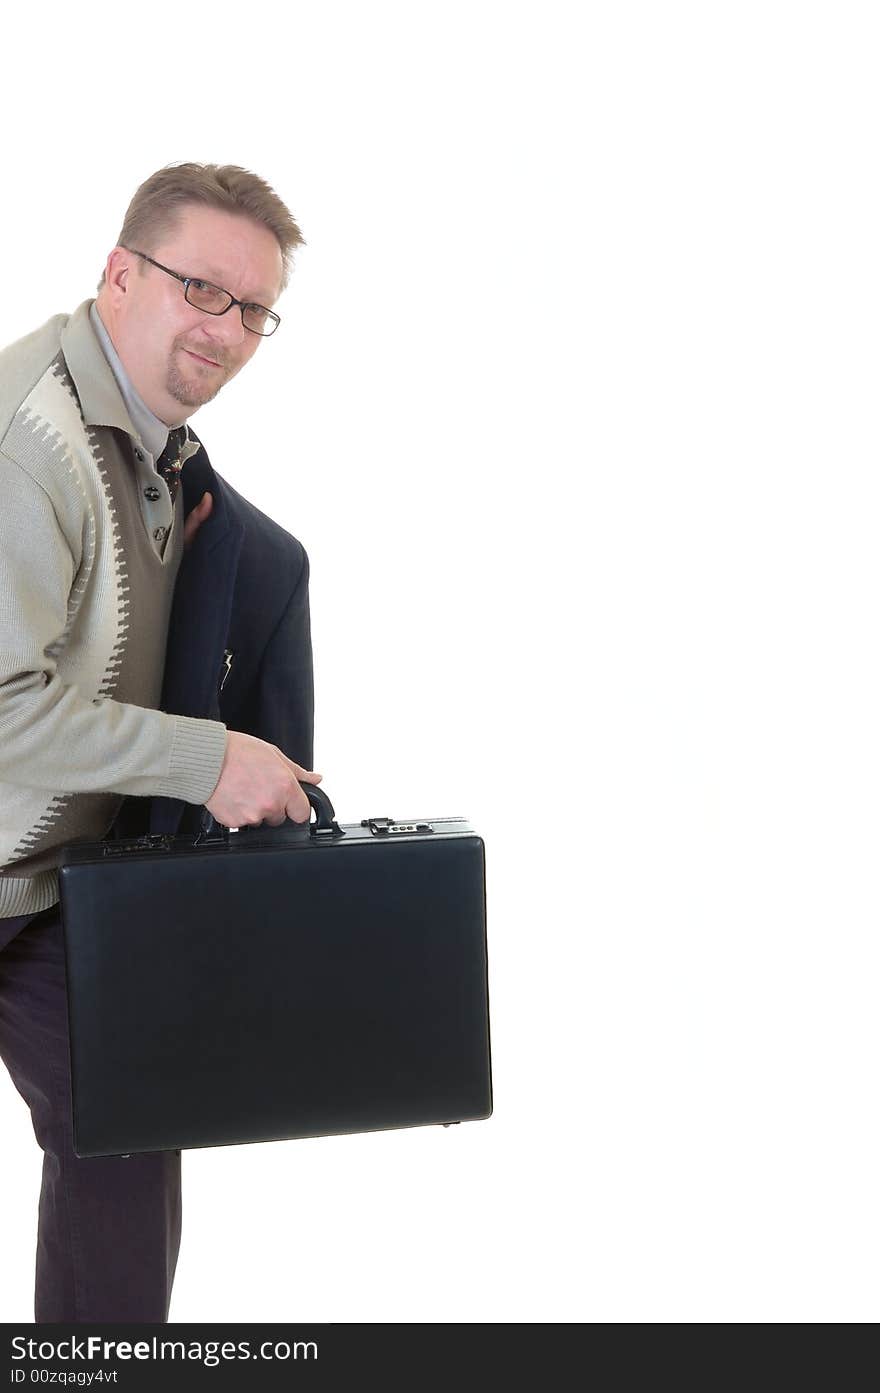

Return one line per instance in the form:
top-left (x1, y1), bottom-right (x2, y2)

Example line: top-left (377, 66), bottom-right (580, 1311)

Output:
top-left (198, 783), bottom-right (343, 842)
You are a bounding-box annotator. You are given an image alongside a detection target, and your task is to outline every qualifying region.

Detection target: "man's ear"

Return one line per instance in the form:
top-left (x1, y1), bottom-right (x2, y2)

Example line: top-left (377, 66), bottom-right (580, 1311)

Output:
top-left (105, 247), bottom-right (131, 297)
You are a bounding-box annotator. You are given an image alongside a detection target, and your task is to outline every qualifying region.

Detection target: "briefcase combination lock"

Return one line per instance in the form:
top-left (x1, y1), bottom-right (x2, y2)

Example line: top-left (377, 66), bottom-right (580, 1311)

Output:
top-left (361, 816), bottom-right (434, 836)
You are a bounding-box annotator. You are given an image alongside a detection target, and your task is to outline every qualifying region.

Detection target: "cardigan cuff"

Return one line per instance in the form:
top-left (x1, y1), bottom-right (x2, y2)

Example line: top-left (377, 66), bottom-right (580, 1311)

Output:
top-left (154, 716), bottom-right (228, 804)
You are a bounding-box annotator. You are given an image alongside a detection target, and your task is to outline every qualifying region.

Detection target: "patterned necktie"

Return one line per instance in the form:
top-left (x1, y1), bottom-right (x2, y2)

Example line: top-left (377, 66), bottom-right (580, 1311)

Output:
top-left (156, 426), bottom-right (187, 506)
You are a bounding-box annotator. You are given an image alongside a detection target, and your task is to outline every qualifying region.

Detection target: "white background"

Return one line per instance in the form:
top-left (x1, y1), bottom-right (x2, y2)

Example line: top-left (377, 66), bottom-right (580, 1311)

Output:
top-left (1, 0), bottom-right (878, 1323)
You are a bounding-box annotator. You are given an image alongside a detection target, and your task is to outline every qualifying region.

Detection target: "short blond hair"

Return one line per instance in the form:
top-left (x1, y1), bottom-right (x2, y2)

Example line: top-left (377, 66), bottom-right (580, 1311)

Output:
top-left (96, 161), bottom-right (304, 297)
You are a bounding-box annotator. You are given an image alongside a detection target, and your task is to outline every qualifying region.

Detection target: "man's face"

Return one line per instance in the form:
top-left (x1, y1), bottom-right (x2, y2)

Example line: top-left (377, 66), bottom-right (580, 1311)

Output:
top-left (99, 203), bottom-right (284, 426)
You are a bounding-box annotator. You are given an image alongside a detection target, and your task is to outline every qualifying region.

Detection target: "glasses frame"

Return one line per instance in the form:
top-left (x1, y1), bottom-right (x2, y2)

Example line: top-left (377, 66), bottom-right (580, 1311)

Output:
top-left (122, 248), bottom-right (281, 336)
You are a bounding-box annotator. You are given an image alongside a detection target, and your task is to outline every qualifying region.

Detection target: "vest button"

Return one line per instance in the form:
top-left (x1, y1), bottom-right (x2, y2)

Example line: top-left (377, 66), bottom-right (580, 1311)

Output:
top-left (153, 526), bottom-right (167, 542)
top-left (144, 486), bottom-right (161, 501)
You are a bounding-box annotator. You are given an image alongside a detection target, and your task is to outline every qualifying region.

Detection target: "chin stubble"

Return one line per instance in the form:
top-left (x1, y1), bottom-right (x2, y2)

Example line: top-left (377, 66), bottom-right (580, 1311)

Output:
top-left (165, 346), bottom-right (227, 407)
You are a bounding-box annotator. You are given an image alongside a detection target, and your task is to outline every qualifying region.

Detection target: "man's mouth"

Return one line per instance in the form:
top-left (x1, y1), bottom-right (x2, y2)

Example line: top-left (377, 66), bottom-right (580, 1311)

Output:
top-left (184, 349), bottom-right (222, 367)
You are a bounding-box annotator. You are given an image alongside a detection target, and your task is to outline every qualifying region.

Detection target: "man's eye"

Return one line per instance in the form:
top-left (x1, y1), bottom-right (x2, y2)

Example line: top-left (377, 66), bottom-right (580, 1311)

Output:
top-left (190, 280), bottom-right (208, 291)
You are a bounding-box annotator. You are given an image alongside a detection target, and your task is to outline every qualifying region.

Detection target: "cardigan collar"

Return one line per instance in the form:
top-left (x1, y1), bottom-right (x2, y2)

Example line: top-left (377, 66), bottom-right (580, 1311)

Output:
top-left (60, 298), bottom-right (200, 466)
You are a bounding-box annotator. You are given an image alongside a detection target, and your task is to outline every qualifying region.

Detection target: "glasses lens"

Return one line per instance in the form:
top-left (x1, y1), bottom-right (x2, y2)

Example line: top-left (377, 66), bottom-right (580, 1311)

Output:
top-left (242, 304), bottom-right (279, 336)
top-left (186, 280), bottom-right (232, 314)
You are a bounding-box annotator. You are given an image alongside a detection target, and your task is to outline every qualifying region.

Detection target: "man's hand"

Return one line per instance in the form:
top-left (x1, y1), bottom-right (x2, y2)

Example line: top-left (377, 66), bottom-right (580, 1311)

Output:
top-left (204, 730), bottom-right (323, 828)
top-left (184, 491), bottom-right (213, 551)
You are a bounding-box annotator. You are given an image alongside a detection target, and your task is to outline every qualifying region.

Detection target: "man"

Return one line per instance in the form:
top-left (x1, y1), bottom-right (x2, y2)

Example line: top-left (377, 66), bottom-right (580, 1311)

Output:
top-left (0, 162), bottom-right (321, 1321)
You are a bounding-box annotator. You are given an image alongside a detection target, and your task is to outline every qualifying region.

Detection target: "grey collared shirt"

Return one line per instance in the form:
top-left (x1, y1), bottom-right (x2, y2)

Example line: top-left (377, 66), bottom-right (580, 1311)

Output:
top-left (88, 302), bottom-right (200, 558)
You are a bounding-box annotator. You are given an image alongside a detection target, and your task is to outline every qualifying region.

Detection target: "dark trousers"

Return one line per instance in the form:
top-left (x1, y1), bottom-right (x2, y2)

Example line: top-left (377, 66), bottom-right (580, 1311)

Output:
top-left (0, 904), bottom-right (182, 1322)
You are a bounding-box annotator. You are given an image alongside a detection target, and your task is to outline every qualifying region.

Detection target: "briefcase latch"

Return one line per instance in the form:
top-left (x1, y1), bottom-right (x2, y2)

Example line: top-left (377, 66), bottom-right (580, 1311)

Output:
top-left (102, 833), bottom-right (173, 856)
top-left (361, 817), bottom-right (434, 836)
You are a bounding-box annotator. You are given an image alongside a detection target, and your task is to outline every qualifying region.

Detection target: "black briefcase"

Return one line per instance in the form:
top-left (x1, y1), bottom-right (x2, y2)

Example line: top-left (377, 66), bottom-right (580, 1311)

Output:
top-left (57, 787), bottom-right (492, 1158)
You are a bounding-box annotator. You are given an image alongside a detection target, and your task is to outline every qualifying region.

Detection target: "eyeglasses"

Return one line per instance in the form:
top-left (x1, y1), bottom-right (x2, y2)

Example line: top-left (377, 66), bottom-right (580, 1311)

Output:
top-left (123, 248), bottom-right (281, 336)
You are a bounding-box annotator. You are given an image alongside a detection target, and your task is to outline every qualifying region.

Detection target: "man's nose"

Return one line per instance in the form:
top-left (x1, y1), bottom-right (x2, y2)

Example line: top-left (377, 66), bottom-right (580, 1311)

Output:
top-left (199, 306), bottom-right (248, 351)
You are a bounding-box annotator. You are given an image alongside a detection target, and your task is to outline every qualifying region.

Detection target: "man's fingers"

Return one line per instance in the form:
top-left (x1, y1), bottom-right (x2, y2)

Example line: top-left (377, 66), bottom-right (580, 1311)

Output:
top-left (183, 493), bottom-right (213, 550)
top-left (279, 752), bottom-right (322, 782)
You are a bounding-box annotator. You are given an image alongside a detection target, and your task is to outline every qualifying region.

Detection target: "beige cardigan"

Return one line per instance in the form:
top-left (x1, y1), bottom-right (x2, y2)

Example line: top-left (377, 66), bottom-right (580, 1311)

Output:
top-left (0, 300), bottom-right (228, 917)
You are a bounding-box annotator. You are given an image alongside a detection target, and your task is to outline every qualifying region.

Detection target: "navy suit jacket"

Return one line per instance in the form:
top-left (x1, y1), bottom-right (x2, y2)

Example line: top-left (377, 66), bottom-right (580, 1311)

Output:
top-left (110, 429), bottom-right (314, 841)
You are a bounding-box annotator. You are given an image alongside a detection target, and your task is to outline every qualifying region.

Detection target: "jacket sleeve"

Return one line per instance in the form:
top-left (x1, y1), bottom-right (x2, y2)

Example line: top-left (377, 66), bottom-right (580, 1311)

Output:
top-left (241, 544), bottom-right (315, 770)
top-left (0, 453), bottom-right (228, 801)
